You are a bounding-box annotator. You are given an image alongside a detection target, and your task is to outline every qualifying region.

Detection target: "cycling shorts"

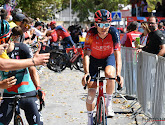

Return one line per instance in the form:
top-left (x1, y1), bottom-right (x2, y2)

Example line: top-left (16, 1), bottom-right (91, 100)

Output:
top-left (0, 91), bottom-right (43, 125)
top-left (89, 53), bottom-right (115, 81)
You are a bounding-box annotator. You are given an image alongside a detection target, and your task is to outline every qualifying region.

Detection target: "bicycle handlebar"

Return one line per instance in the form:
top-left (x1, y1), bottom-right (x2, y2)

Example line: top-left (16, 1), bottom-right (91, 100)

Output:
top-left (84, 75), bottom-right (122, 91)
top-left (2, 93), bottom-right (45, 112)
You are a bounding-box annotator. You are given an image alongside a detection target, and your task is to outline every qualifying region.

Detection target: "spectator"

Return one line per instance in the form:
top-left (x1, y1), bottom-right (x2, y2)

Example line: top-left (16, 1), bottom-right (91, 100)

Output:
top-left (130, 0), bottom-right (137, 16)
top-left (158, 22), bottom-right (165, 34)
top-left (142, 16), bottom-right (165, 56)
top-left (155, 2), bottom-right (163, 17)
top-left (135, 21), bottom-right (150, 48)
top-left (141, 0), bottom-right (148, 17)
top-left (121, 21), bottom-right (142, 48)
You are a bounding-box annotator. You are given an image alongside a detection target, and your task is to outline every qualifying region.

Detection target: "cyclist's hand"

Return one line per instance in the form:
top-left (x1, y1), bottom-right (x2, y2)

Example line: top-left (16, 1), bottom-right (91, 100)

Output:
top-left (36, 86), bottom-right (46, 101)
top-left (0, 76), bottom-right (17, 89)
top-left (82, 73), bottom-right (91, 86)
top-left (115, 75), bottom-right (124, 88)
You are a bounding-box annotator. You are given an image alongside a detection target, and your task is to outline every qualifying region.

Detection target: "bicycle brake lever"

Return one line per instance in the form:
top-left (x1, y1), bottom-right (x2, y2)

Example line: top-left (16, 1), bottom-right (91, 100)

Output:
top-left (84, 75), bottom-right (90, 90)
top-left (117, 76), bottom-right (122, 91)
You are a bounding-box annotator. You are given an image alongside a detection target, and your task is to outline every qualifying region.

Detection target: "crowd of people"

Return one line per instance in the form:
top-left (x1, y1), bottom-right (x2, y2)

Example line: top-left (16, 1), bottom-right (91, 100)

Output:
top-left (130, 0), bottom-right (164, 17)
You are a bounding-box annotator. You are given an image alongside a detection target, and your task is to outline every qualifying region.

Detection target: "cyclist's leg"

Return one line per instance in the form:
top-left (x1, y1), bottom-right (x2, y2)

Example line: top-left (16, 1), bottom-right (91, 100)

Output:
top-left (20, 91), bottom-right (43, 125)
top-left (0, 94), bottom-right (14, 125)
top-left (104, 53), bottom-right (116, 116)
top-left (63, 36), bottom-right (76, 47)
top-left (86, 56), bottom-right (100, 125)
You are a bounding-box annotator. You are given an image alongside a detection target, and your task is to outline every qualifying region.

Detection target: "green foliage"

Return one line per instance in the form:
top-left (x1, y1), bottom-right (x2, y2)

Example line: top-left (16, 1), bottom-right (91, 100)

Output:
top-left (0, 0), bottom-right (163, 21)
top-left (147, 0), bottom-right (161, 12)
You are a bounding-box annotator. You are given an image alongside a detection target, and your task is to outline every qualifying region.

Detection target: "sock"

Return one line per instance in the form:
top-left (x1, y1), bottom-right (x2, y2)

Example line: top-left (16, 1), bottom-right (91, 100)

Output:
top-left (87, 111), bottom-right (93, 125)
top-left (106, 94), bottom-right (113, 108)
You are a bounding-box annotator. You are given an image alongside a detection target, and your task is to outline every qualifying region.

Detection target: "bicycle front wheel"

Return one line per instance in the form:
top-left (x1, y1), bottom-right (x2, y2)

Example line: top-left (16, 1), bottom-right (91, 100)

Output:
top-left (97, 96), bottom-right (107, 125)
top-left (14, 115), bottom-right (24, 125)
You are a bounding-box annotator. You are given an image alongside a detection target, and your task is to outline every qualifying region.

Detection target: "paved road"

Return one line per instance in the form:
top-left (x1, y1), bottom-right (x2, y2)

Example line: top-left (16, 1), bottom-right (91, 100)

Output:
top-left (10, 67), bottom-right (149, 125)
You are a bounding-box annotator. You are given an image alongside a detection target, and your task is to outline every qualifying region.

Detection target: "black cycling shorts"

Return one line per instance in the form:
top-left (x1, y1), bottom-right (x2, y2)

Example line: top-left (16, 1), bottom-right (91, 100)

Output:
top-left (0, 91), bottom-right (43, 125)
top-left (89, 53), bottom-right (115, 81)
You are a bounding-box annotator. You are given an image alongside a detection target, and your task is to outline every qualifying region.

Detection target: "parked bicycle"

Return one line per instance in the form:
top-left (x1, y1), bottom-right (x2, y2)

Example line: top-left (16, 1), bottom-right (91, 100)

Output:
top-left (2, 92), bottom-right (45, 125)
top-left (47, 42), bottom-right (84, 72)
top-left (84, 67), bottom-right (122, 125)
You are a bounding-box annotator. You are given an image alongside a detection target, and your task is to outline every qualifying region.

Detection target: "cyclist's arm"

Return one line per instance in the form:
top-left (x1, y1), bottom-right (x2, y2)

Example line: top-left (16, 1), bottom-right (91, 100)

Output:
top-left (28, 66), bottom-right (40, 88)
top-left (114, 50), bottom-right (122, 76)
top-left (0, 48), bottom-right (49, 71)
top-left (83, 50), bottom-right (91, 74)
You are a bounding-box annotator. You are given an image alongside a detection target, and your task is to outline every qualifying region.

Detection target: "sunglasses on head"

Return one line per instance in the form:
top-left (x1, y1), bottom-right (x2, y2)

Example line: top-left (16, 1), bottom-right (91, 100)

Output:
top-left (96, 23), bottom-right (110, 28)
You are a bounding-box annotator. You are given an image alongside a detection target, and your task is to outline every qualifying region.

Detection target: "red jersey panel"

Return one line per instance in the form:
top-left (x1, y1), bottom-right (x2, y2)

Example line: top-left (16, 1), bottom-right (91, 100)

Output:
top-left (84, 27), bottom-right (121, 59)
top-left (125, 31), bottom-right (142, 48)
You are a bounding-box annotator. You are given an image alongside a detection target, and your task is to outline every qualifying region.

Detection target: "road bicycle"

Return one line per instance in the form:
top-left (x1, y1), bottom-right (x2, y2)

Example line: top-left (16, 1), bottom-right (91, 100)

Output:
top-left (84, 67), bottom-right (122, 125)
top-left (47, 43), bottom-right (84, 72)
top-left (2, 92), bottom-right (44, 125)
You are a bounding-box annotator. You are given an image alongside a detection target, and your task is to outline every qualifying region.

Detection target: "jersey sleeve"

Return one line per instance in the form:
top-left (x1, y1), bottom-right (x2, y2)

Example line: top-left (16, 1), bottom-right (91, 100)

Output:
top-left (84, 31), bottom-right (93, 51)
top-left (109, 27), bottom-right (121, 51)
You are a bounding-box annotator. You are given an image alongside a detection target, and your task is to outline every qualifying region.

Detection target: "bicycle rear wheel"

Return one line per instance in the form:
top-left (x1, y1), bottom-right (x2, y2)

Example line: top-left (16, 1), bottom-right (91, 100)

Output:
top-left (14, 115), bottom-right (24, 125)
top-left (96, 96), bottom-right (107, 125)
top-left (73, 56), bottom-right (84, 72)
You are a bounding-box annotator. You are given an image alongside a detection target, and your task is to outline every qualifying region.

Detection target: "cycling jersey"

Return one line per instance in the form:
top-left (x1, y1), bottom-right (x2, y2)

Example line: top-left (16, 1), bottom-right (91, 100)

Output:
top-left (124, 31), bottom-right (142, 48)
top-left (0, 43), bottom-right (36, 94)
top-left (55, 25), bottom-right (70, 39)
top-left (84, 26), bottom-right (121, 59)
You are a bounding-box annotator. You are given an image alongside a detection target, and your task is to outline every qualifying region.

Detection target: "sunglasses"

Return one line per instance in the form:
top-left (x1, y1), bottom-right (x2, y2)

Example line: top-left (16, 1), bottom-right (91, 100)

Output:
top-left (96, 23), bottom-right (110, 28)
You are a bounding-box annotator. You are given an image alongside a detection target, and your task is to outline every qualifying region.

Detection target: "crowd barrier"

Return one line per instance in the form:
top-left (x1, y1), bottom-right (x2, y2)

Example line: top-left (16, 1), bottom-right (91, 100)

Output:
top-left (121, 47), bottom-right (165, 125)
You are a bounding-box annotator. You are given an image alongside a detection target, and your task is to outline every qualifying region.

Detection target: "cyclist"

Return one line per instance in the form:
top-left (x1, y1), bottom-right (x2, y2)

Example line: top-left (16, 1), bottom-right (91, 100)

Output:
top-left (46, 21), bottom-right (75, 49)
top-left (82, 9), bottom-right (123, 125)
top-left (0, 26), bottom-right (44, 125)
top-left (0, 18), bottom-right (50, 71)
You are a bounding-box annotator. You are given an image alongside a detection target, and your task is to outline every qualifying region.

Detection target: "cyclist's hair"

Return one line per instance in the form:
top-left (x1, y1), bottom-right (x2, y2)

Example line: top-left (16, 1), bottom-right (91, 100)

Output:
top-left (11, 26), bottom-right (23, 36)
top-left (128, 21), bottom-right (138, 31)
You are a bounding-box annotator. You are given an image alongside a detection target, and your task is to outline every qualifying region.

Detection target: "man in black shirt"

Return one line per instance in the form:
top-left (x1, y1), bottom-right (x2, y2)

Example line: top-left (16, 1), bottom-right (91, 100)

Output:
top-left (142, 16), bottom-right (165, 56)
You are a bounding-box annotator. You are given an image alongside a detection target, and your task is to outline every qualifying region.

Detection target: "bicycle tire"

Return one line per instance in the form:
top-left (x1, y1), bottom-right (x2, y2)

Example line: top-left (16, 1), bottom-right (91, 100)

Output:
top-left (74, 56), bottom-right (84, 72)
top-left (47, 51), bottom-right (67, 72)
top-left (14, 115), bottom-right (24, 125)
top-left (96, 96), bottom-right (107, 125)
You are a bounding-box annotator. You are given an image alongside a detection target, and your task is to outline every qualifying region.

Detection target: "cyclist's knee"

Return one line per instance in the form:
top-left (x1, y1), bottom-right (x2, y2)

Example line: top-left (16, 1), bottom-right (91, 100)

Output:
top-left (86, 88), bottom-right (96, 104)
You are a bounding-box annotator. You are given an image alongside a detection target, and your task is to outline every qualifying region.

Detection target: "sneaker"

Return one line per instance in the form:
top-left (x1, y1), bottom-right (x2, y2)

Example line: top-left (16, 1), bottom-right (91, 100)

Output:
top-left (106, 104), bottom-right (115, 117)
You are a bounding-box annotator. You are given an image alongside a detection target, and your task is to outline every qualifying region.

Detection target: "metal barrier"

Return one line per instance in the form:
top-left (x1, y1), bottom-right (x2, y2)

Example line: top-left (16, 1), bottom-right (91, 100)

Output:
top-left (121, 47), bottom-right (138, 96)
top-left (121, 47), bottom-right (165, 125)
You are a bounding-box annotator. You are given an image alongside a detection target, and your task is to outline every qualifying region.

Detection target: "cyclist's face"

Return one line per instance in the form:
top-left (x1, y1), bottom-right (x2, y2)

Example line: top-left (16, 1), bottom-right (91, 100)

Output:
top-left (96, 21), bottom-right (110, 35)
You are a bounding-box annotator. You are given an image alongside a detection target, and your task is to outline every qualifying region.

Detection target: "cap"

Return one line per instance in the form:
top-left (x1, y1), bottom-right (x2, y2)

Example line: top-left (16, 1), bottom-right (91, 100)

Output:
top-left (50, 21), bottom-right (56, 25)
top-left (34, 21), bottom-right (42, 27)
top-left (13, 13), bottom-right (26, 21)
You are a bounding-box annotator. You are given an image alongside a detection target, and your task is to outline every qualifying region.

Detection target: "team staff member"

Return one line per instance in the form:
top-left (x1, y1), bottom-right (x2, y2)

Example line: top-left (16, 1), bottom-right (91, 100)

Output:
top-left (142, 16), bottom-right (165, 56)
top-left (82, 9), bottom-right (123, 125)
top-left (121, 21), bottom-right (142, 48)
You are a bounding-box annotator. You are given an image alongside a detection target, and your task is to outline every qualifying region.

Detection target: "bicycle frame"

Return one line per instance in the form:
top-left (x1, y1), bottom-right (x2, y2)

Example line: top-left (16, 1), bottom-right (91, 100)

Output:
top-left (66, 47), bottom-right (84, 63)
